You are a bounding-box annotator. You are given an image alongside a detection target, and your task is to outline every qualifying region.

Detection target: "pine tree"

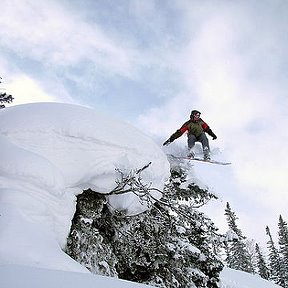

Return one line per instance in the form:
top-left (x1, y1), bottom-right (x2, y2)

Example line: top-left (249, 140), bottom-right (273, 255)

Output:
top-left (0, 77), bottom-right (13, 108)
top-left (255, 243), bottom-right (270, 280)
top-left (113, 164), bottom-right (223, 288)
top-left (66, 190), bottom-right (118, 276)
top-left (245, 239), bottom-right (258, 271)
top-left (266, 225), bottom-right (285, 287)
top-left (278, 215), bottom-right (288, 287)
top-left (224, 203), bottom-right (254, 273)
top-left (66, 161), bottom-right (224, 287)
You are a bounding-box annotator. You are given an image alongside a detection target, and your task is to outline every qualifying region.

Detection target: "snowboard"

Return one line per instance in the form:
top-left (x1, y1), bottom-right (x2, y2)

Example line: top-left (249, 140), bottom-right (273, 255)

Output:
top-left (168, 154), bottom-right (231, 166)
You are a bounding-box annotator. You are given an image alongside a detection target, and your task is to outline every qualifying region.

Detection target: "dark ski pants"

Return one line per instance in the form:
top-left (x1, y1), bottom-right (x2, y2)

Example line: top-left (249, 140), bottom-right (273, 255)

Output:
top-left (188, 133), bottom-right (210, 152)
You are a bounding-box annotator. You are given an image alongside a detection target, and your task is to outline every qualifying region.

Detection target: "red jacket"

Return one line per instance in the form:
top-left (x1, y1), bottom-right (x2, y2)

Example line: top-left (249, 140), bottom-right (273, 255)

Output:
top-left (169, 118), bottom-right (215, 142)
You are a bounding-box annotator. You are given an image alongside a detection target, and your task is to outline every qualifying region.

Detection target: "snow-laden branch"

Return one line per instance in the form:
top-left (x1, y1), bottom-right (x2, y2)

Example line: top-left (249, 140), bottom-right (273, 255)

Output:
top-left (106, 162), bottom-right (162, 206)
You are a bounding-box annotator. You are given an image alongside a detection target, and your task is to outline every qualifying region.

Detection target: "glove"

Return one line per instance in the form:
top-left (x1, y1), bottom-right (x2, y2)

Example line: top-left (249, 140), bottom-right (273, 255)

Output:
top-left (163, 139), bottom-right (171, 146)
top-left (207, 128), bottom-right (217, 140)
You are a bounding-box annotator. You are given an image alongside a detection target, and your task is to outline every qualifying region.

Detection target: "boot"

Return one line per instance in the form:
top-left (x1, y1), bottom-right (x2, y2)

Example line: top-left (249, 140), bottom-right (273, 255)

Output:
top-left (203, 147), bottom-right (210, 161)
top-left (187, 149), bottom-right (195, 158)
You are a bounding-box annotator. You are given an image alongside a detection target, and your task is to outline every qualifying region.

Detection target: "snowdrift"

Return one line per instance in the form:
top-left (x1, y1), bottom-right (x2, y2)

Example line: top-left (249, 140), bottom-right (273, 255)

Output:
top-left (0, 103), bottom-right (169, 270)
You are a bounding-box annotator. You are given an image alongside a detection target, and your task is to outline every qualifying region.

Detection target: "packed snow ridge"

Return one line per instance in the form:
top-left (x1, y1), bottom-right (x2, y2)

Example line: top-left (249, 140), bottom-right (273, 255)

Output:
top-left (0, 102), bottom-right (170, 271)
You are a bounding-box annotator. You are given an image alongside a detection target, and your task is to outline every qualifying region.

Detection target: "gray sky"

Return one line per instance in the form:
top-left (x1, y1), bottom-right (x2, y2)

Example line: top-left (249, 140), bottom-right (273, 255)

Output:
top-left (1, 0), bottom-right (288, 247)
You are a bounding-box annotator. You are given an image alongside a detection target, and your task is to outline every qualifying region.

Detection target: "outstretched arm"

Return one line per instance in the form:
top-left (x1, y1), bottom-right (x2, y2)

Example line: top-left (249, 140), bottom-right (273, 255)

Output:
top-left (163, 129), bottom-right (183, 146)
top-left (163, 123), bottom-right (189, 146)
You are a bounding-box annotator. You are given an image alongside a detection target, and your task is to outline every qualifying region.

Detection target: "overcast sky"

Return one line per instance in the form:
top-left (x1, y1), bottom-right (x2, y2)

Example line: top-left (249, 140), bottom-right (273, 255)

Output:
top-left (1, 0), bottom-right (288, 247)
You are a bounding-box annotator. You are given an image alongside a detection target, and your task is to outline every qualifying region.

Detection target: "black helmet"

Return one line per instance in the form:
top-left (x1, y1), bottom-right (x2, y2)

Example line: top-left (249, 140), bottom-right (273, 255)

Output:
top-left (190, 110), bottom-right (201, 118)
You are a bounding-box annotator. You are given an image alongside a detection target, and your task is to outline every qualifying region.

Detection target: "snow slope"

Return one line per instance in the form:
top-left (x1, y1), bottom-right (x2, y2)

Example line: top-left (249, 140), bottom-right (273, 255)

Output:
top-left (0, 103), bottom-right (281, 288)
top-left (0, 265), bottom-right (281, 288)
top-left (220, 267), bottom-right (281, 288)
top-left (0, 264), bottom-right (154, 288)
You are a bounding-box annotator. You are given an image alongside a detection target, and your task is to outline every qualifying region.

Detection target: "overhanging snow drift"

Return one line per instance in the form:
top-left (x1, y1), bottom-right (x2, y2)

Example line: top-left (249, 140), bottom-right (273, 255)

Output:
top-left (0, 102), bottom-right (169, 270)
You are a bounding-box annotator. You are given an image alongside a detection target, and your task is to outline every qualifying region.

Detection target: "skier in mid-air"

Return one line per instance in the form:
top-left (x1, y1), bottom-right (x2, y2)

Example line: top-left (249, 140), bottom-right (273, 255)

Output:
top-left (163, 110), bottom-right (217, 161)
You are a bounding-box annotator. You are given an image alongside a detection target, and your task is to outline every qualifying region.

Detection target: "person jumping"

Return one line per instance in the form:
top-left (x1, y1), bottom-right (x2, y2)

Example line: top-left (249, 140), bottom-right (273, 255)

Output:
top-left (163, 110), bottom-right (217, 160)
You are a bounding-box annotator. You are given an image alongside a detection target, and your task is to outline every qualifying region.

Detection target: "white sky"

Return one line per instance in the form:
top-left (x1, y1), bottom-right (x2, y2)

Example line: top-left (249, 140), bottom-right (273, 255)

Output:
top-left (1, 0), bottom-right (288, 246)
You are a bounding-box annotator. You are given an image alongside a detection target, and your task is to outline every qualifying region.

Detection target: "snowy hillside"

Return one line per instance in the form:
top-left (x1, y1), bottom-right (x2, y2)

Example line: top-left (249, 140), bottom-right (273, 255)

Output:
top-left (0, 265), bottom-right (281, 288)
top-left (0, 103), bottom-right (281, 288)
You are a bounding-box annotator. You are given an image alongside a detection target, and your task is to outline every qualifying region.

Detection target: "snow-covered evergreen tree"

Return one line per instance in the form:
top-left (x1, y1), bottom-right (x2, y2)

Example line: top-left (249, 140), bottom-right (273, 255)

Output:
top-left (245, 239), bottom-right (258, 272)
top-left (66, 160), bottom-right (224, 287)
top-left (278, 215), bottom-right (288, 287)
top-left (255, 243), bottom-right (270, 280)
top-left (266, 225), bottom-right (285, 287)
top-left (224, 202), bottom-right (254, 273)
top-left (113, 163), bottom-right (223, 288)
top-left (66, 190), bottom-right (118, 277)
top-left (0, 77), bottom-right (13, 108)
